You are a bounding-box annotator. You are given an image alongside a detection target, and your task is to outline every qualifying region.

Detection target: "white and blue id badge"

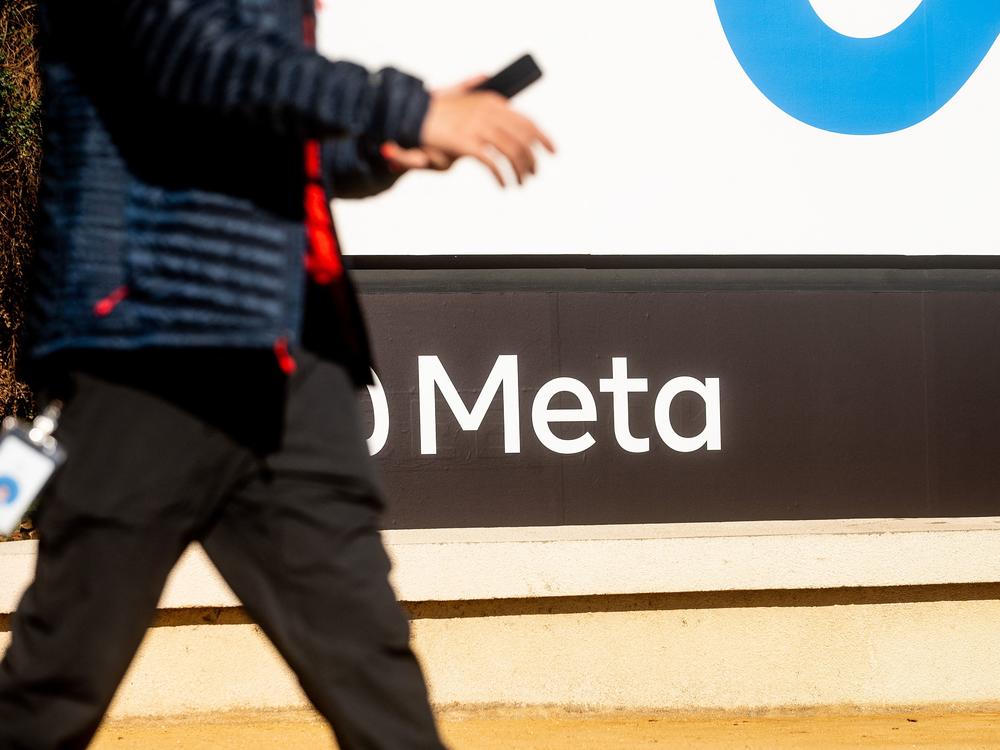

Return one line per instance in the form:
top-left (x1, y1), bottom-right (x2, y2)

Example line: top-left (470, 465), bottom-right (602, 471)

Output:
top-left (0, 403), bottom-right (66, 536)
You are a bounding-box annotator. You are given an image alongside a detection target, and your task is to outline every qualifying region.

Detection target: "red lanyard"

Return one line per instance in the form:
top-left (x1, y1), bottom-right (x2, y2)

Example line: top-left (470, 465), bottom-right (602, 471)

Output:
top-left (302, 3), bottom-right (343, 285)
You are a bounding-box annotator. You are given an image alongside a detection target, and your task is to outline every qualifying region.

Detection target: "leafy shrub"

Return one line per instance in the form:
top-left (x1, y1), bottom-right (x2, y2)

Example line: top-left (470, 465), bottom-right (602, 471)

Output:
top-left (0, 0), bottom-right (39, 419)
top-left (0, 2), bottom-right (39, 541)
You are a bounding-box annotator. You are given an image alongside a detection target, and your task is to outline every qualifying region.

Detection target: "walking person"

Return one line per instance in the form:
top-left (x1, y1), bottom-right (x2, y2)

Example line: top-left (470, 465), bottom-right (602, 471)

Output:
top-left (0, 1), bottom-right (553, 748)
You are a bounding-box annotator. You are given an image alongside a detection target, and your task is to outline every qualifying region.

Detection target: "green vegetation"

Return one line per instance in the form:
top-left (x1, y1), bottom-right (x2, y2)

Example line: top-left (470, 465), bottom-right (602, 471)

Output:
top-left (0, 2), bottom-right (39, 541)
top-left (0, 0), bottom-right (39, 419)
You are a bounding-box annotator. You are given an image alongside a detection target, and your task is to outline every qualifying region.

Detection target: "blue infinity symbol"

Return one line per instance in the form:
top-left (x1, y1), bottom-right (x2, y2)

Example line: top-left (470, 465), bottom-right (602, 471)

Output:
top-left (714, 0), bottom-right (1000, 134)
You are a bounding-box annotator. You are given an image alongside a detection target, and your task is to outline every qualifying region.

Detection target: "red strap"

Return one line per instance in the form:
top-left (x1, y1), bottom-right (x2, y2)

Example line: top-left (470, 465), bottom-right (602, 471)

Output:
top-left (305, 141), bottom-right (323, 181)
top-left (93, 285), bottom-right (129, 317)
top-left (305, 224), bottom-right (343, 283)
top-left (273, 337), bottom-right (297, 375)
top-left (304, 183), bottom-right (329, 223)
top-left (301, 6), bottom-right (344, 285)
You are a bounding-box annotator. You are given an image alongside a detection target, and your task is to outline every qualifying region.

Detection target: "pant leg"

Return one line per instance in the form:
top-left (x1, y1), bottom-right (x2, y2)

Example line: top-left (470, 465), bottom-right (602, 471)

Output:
top-left (200, 355), bottom-right (446, 750)
top-left (0, 370), bottom-right (246, 750)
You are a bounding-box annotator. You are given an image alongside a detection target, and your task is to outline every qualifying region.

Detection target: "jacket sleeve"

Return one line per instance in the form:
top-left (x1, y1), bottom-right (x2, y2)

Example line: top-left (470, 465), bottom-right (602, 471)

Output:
top-left (323, 138), bottom-right (403, 200)
top-left (47, 0), bottom-right (430, 148)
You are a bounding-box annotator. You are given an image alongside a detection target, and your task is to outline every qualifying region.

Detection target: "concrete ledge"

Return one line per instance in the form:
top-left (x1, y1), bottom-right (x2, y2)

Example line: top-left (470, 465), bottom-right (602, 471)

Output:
top-left (4, 587), bottom-right (1000, 716)
top-left (3, 517), bottom-right (1000, 612)
top-left (5, 519), bottom-right (1000, 716)
top-left (384, 517), bottom-right (1000, 601)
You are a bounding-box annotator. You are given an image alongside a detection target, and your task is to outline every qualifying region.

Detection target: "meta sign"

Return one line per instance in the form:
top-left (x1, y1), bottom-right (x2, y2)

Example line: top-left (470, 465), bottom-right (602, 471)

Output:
top-left (357, 271), bottom-right (1000, 530)
top-left (364, 355), bottom-right (721, 457)
top-left (326, 1), bottom-right (1000, 256)
top-left (324, 2), bottom-right (1000, 530)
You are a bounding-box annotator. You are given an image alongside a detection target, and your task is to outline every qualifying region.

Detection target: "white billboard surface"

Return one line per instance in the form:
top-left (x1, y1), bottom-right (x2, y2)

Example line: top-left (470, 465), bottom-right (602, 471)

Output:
top-left (319, 1), bottom-right (1000, 256)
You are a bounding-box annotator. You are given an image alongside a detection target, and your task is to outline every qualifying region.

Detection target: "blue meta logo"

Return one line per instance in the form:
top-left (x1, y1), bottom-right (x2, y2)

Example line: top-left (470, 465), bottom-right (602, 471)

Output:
top-left (0, 477), bottom-right (19, 506)
top-left (714, 0), bottom-right (1000, 134)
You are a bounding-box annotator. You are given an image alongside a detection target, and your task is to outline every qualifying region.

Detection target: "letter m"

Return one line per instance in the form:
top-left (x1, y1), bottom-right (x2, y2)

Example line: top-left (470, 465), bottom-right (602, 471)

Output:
top-left (418, 355), bottom-right (520, 455)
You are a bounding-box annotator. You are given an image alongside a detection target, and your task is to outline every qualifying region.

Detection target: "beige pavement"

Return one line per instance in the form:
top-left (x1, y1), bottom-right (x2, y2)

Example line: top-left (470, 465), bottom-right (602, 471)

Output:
top-left (92, 709), bottom-right (1000, 749)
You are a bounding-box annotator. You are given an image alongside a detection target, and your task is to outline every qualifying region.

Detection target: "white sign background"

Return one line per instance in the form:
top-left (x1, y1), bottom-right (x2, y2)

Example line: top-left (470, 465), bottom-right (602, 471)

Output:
top-left (319, 1), bottom-right (1000, 256)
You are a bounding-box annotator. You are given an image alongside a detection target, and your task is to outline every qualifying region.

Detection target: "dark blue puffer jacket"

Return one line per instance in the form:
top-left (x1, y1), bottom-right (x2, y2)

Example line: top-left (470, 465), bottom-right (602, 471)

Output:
top-left (27, 0), bottom-right (429, 385)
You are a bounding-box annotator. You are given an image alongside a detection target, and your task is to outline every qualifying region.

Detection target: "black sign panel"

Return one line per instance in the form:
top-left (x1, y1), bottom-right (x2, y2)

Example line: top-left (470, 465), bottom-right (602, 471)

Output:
top-left (354, 265), bottom-right (1000, 529)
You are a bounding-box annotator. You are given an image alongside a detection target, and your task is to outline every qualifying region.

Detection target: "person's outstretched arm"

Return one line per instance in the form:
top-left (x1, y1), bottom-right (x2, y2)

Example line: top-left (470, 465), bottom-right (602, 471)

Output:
top-left (46, 0), bottom-right (553, 185)
top-left (323, 75), bottom-right (557, 195)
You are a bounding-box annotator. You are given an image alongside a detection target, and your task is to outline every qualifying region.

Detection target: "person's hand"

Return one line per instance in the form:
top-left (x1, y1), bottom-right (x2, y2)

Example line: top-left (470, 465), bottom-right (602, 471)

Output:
top-left (380, 142), bottom-right (455, 173)
top-left (379, 77), bottom-right (486, 176)
top-left (417, 75), bottom-right (556, 187)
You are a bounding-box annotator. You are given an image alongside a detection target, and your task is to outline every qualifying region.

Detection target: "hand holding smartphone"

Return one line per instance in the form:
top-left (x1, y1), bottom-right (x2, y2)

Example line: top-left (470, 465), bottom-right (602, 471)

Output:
top-left (419, 52), bottom-right (553, 186)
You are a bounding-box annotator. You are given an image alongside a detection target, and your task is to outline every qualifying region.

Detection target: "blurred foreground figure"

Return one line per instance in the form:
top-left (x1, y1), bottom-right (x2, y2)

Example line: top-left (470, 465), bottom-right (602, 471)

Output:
top-left (0, 1), bottom-right (552, 748)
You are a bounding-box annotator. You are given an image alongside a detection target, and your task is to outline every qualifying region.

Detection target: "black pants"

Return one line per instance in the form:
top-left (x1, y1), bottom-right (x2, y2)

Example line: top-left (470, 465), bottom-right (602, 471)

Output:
top-left (0, 349), bottom-right (444, 750)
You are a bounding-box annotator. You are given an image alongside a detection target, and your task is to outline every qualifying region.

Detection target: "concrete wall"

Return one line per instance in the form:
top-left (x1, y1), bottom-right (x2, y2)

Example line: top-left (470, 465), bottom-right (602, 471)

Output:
top-left (3, 518), bottom-right (1000, 717)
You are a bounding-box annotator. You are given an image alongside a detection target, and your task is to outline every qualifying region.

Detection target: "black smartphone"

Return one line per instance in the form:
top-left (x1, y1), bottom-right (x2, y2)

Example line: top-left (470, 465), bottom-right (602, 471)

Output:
top-left (474, 54), bottom-right (543, 99)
